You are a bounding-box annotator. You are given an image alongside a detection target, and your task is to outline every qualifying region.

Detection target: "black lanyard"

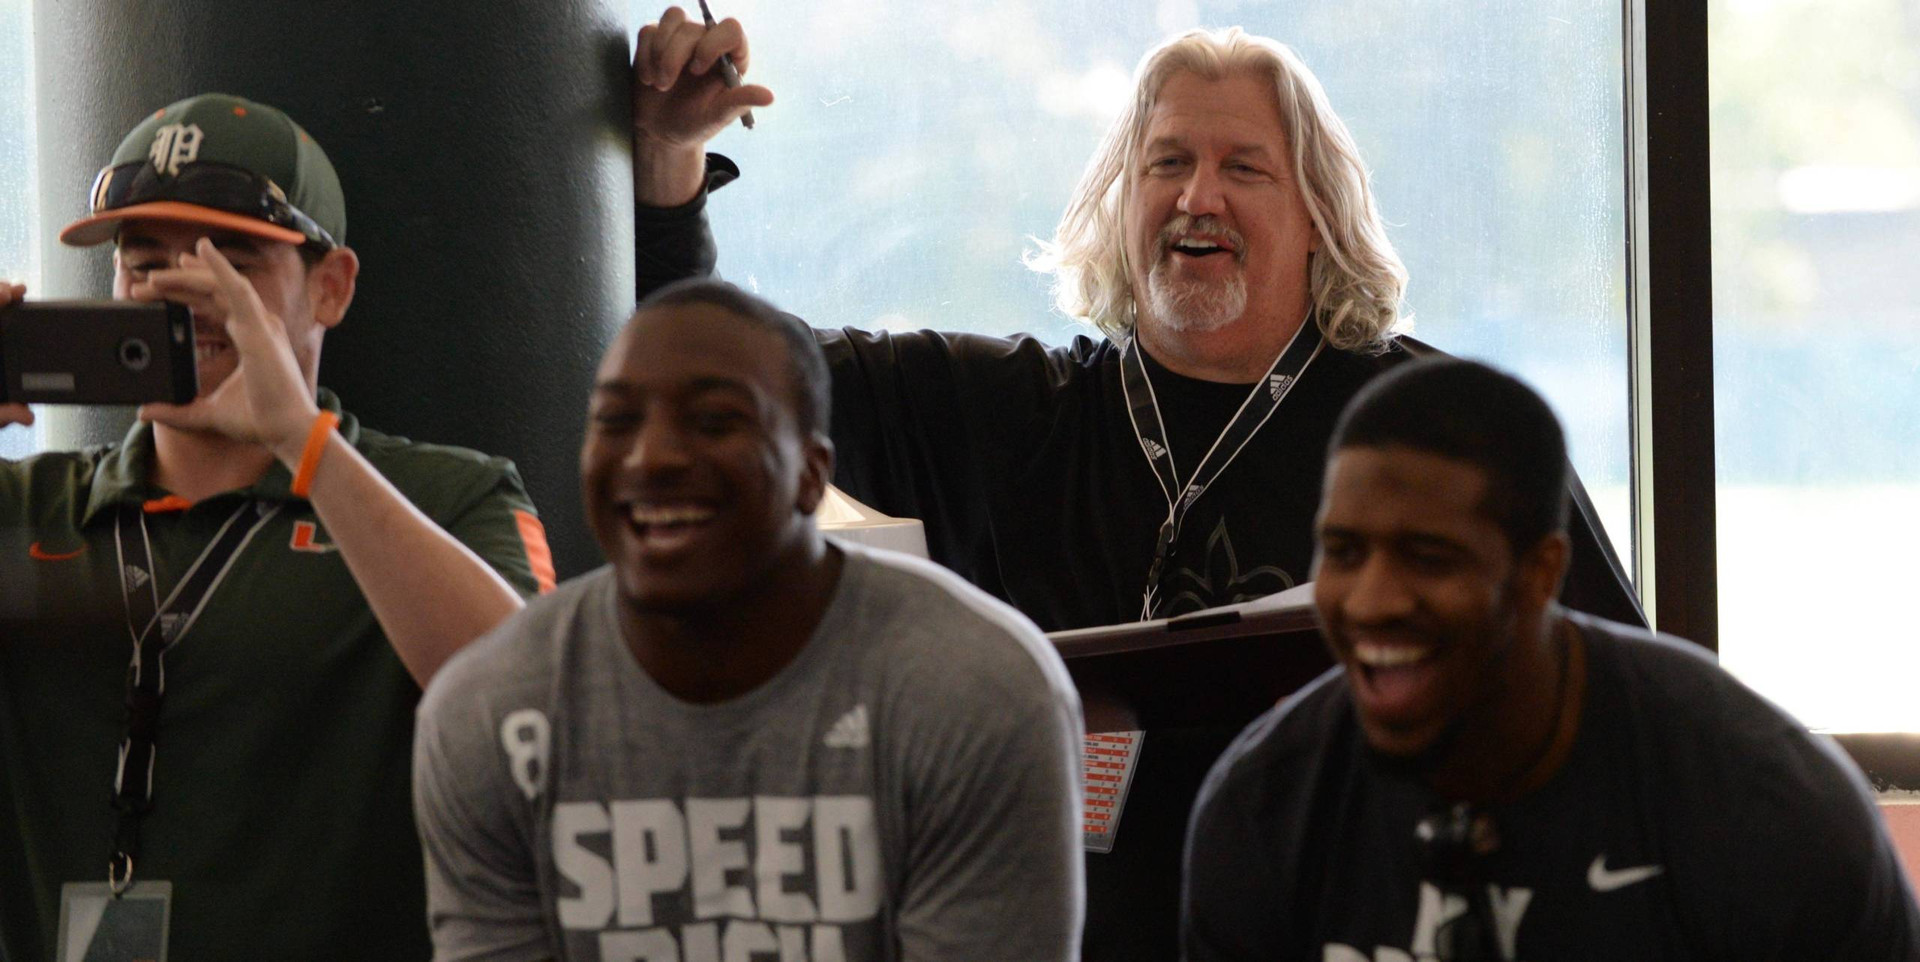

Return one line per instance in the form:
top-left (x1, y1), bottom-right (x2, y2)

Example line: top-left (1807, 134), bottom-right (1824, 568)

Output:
top-left (1120, 315), bottom-right (1324, 619)
top-left (107, 500), bottom-right (280, 892)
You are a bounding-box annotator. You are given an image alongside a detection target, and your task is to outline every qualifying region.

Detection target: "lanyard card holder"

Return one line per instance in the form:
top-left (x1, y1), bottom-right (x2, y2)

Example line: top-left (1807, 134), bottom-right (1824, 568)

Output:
top-left (60, 501), bottom-right (281, 962)
top-left (56, 881), bottom-right (172, 962)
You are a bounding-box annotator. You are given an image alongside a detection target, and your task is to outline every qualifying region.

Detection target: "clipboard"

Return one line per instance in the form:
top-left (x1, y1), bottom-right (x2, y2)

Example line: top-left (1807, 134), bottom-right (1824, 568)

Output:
top-left (1050, 582), bottom-right (1333, 732)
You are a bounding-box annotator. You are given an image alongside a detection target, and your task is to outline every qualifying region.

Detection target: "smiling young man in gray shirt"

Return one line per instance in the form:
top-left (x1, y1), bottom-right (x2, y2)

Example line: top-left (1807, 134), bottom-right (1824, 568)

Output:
top-left (412, 281), bottom-right (1084, 961)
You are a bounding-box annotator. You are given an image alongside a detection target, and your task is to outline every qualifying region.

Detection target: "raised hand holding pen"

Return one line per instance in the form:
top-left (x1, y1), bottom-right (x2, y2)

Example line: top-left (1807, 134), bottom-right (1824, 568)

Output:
top-left (632, 5), bottom-right (774, 206)
top-left (698, 0), bottom-right (754, 129)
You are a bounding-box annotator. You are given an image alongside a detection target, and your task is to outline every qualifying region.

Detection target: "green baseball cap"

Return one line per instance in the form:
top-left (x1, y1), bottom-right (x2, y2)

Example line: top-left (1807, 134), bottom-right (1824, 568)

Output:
top-left (60, 93), bottom-right (347, 250)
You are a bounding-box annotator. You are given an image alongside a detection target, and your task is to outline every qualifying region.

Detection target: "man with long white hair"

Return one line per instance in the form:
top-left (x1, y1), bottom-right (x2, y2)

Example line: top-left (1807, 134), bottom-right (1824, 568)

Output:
top-left (625, 12), bottom-right (1642, 960)
top-left (1030, 27), bottom-right (1407, 369)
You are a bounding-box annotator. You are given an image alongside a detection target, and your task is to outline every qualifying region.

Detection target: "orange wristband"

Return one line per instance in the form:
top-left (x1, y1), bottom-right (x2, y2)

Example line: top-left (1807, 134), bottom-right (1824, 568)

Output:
top-left (290, 411), bottom-right (340, 498)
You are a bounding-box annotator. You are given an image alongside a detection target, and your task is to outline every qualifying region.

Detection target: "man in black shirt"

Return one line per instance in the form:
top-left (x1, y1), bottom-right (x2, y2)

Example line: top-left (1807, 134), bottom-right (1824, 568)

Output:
top-left (1184, 358), bottom-right (1920, 960)
top-left (626, 12), bottom-right (1644, 960)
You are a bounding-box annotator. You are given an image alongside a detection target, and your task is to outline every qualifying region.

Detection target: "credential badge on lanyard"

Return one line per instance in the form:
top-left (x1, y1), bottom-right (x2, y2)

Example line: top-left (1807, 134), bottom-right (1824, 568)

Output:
top-left (1119, 311), bottom-right (1324, 619)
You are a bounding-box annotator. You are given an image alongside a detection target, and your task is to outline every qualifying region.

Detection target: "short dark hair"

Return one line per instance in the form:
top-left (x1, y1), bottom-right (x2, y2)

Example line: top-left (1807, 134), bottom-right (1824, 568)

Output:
top-left (636, 279), bottom-right (831, 436)
top-left (1330, 357), bottom-right (1570, 554)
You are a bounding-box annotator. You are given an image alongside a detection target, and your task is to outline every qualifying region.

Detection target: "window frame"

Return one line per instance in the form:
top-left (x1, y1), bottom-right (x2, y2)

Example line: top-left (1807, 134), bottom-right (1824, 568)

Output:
top-left (1630, 0), bottom-right (1720, 654)
top-left (1640, 0), bottom-right (1920, 784)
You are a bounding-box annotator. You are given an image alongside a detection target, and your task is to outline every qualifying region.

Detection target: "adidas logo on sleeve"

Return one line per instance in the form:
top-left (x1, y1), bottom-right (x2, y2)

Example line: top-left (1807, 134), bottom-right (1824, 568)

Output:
top-left (823, 705), bottom-right (869, 750)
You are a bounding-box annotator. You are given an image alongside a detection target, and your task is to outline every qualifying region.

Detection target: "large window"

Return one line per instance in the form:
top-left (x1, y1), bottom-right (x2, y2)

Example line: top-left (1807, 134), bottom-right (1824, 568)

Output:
top-left (0, 0), bottom-right (1913, 742)
top-left (0, 0), bottom-right (38, 461)
top-left (47, 5), bottom-right (1920, 703)
top-left (656, 0), bottom-right (1634, 564)
top-left (1711, 0), bottom-right (1920, 732)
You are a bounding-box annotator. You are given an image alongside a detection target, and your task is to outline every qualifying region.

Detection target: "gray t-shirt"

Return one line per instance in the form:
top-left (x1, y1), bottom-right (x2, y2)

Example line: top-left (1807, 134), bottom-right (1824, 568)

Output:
top-left (414, 543), bottom-right (1085, 962)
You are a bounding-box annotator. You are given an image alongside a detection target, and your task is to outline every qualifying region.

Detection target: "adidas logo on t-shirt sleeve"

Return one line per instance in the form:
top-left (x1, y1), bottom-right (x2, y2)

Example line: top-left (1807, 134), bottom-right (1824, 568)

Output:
top-left (823, 705), bottom-right (870, 749)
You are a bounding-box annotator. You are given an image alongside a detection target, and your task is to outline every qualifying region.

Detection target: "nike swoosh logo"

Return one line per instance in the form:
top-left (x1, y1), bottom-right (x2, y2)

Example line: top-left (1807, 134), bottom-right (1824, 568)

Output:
top-left (1588, 855), bottom-right (1663, 892)
top-left (29, 542), bottom-right (86, 561)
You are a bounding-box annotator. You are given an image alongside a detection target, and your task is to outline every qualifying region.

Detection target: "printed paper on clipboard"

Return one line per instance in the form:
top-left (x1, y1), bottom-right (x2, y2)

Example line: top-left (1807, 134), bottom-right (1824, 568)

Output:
top-left (1083, 731), bottom-right (1144, 853)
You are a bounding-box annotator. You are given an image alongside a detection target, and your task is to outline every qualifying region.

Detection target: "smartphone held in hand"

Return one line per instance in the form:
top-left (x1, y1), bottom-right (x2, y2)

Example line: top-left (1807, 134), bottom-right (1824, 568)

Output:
top-left (0, 300), bottom-right (197, 405)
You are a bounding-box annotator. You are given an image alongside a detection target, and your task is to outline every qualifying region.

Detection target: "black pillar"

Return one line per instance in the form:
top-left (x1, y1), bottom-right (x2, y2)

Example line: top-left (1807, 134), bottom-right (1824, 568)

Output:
top-left (33, 0), bottom-right (635, 577)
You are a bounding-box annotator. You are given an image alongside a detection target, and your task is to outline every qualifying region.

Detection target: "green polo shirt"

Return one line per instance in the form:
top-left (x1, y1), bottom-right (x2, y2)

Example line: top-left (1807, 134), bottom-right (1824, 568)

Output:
top-left (0, 390), bottom-right (548, 962)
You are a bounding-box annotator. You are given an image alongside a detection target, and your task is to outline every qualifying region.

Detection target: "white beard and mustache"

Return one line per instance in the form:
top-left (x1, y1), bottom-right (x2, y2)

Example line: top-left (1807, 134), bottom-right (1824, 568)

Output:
top-left (1144, 214), bottom-right (1247, 333)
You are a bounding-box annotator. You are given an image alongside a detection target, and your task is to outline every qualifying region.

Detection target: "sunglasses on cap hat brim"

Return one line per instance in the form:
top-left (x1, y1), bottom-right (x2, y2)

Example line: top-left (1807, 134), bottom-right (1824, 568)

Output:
top-left (60, 160), bottom-right (338, 254)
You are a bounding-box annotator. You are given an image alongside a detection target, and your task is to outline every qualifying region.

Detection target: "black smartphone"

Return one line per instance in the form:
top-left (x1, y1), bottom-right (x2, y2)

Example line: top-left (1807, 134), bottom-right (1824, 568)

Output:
top-left (0, 300), bottom-right (197, 405)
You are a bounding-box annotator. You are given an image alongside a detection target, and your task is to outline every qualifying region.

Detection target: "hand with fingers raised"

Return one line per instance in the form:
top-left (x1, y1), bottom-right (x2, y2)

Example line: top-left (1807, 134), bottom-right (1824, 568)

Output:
top-left (632, 5), bottom-right (774, 205)
top-left (0, 281), bottom-right (32, 430)
top-left (132, 238), bottom-right (321, 464)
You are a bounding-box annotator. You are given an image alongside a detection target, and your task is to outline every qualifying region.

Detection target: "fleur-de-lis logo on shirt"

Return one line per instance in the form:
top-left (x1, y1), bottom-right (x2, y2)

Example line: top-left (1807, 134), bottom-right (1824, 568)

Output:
top-left (1163, 517), bottom-right (1295, 615)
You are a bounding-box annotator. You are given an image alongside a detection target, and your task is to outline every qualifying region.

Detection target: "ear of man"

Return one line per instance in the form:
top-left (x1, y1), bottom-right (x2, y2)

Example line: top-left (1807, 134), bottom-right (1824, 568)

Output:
top-left (796, 434), bottom-right (835, 516)
top-left (307, 246), bottom-right (360, 329)
top-left (1516, 530), bottom-right (1573, 613)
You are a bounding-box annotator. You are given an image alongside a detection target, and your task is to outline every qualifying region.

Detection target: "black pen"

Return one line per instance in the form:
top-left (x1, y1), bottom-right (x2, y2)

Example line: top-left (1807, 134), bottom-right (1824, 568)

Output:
top-left (697, 0), bottom-right (755, 130)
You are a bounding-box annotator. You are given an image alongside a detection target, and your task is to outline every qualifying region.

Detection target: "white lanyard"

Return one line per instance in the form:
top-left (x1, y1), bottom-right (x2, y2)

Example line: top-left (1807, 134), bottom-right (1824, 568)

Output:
top-left (1118, 312), bottom-right (1324, 619)
top-left (106, 500), bottom-right (280, 891)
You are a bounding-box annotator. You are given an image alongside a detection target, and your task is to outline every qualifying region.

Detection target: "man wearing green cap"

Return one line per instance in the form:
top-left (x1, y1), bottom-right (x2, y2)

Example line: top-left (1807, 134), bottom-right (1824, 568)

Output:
top-left (0, 94), bottom-right (555, 961)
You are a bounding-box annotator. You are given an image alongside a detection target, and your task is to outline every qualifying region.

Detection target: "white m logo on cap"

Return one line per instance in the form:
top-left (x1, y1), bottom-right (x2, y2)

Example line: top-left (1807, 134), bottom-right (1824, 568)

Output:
top-left (148, 123), bottom-right (204, 176)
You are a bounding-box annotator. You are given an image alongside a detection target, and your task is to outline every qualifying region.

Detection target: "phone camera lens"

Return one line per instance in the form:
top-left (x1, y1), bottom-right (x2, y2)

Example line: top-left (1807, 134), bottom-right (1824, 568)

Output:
top-left (119, 337), bottom-right (153, 372)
